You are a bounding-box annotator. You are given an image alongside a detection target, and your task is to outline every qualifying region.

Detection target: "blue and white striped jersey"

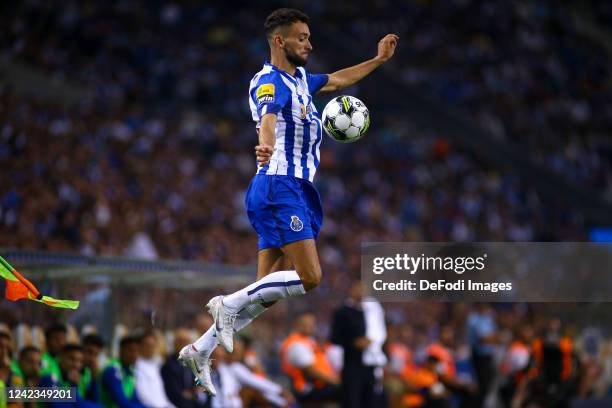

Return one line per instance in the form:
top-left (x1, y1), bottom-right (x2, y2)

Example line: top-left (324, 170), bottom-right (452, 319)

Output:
top-left (248, 62), bottom-right (328, 182)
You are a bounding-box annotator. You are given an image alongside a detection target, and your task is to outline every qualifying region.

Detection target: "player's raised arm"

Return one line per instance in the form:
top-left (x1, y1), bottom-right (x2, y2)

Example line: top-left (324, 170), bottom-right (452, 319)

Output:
top-left (319, 34), bottom-right (399, 93)
top-left (255, 113), bottom-right (277, 166)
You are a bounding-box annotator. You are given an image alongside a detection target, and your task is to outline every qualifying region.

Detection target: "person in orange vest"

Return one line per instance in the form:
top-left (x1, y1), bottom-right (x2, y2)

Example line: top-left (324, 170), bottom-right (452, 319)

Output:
top-left (425, 326), bottom-right (476, 408)
top-left (402, 354), bottom-right (452, 408)
top-left (280, 313), bottom-right (340, 405)
top-left (387, 325), bottom-right (415, 378)
top-left (532, 319), bottom-right (575, 384)
top-left (522, 318), bottom-right (577, 407)
top-left (385, 324), bottom-right (415, 408)
top-left (498, 325), bottom-right (534, 408)
top-left (426, 327), bottom-right (456, 381)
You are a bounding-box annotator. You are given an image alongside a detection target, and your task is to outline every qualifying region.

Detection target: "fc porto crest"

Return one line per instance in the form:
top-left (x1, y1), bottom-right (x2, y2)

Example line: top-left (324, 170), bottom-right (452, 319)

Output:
top-left (290, 215), bottom-right (304, 232)
top-left (300, 103), bottom-right (313, 119)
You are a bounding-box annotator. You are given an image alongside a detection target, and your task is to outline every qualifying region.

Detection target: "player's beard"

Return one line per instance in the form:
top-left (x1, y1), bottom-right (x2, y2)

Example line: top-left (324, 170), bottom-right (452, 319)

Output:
top-left (285, 47), bottom-right (308, 67)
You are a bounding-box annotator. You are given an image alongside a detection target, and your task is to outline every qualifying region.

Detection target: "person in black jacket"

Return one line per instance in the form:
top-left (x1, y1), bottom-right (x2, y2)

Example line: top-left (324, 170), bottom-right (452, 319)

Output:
top-left (161, 328), bottom-right (210, 408)
top-left (330, 281), bottom-right (375, 408)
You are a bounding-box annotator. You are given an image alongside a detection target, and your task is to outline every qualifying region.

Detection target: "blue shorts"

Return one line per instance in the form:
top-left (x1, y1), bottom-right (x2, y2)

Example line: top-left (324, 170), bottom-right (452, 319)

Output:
top-left (245, 174), bottom-right (323, 250)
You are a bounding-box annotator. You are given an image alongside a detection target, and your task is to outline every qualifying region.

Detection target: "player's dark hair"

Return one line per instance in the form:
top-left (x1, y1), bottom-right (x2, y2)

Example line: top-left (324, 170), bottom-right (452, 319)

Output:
top-left (62, 343), bottom-right (83, 354)
top-left (45, 323), bottom-right (67, 339)
top-left (264, 8), bottom-right (309, 38)
top-left (19, 345), bottom-right (40, 359)
top-left (82, 333), bottom-right (104, 348)
top-left (119, 335), bottom-right (140, 349)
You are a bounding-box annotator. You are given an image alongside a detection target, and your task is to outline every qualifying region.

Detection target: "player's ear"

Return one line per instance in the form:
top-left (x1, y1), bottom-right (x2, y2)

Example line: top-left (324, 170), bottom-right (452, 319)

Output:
top-left (272, 34), bottom-right (284, 48)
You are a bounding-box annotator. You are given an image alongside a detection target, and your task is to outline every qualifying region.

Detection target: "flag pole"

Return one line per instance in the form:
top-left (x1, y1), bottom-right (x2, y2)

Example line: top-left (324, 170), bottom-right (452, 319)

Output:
top-left (1, 256), bottom-right (44, 300)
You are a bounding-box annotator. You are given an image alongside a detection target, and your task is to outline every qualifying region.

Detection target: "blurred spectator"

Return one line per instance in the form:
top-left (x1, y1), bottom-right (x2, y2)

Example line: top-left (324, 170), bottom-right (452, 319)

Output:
top-left (209, 347), bottom-right (231, 408)
top-left (17, 346), bottom-right (41, 387)
top-left (324, 342), bottom-right (344, 377)
top-left (227, 337), bottom-right (290, 408)
top-left (387, 325), bottom-right (414, 377)
top-left (280, 313), bottom-right (340, 405)
top-left (193, 314), bottom-right (214, 338)
top-left (0, 330), bottom-right (23, 408)
top-left (240, 335), bottom-right (266, 379)
top-left (386, 325), bottom-right (415, 408)
top-left (16, 346), bottom-right (39, 408)
top-left (362, 294), bottom-right (388, 407)
top-left (41, 324), bottom-right (67, 378)
top-left (403, 354), bottom-right (452, 408)
top-left (426, 327), bottom-right (457, 380)
top-left (100, 336), bottom-right (145, 408)
top-left (466, 303), bottom-right (499, 407)
top-left (135, 331), bottom-right (175, 408)
top-left (521, 319), bottom-right (578, 408)
top-left (82, 334), bottom-right (105, 381)
top-left (124, 233), bottom-right (158, 261)
top-left (426, 326), bottom-right (476, 408)
top-left (499, 325), bottom-right (534, 408)
top-left (161, 328), bottom-right (209, 408)
top-left (38, 344), bottom-right (101, 408)
top-left (331, 281), bottom-right (378, 408)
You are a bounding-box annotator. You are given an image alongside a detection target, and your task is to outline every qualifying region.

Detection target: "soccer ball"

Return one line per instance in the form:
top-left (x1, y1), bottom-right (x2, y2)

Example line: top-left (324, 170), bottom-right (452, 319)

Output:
top-left (321, 95), bottom-right (370, 143)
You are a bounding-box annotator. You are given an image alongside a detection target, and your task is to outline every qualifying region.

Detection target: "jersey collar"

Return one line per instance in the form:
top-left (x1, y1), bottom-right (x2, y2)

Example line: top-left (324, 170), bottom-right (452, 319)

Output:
top-left (264, 62), bottom-right (302, 84)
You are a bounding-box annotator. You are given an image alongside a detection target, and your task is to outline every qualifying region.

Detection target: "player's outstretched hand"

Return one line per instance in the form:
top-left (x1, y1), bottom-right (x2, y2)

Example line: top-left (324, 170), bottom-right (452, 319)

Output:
top-left (376, 34), bottom-right (399, 62)
top-left (255, 144), bottom-right (273, 165)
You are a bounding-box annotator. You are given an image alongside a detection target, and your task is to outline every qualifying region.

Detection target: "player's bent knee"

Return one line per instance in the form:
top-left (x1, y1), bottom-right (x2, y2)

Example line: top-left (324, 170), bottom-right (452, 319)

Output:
top-left (299, 268), bottom-right (322, 291)
top-left (302, 278), bottom-right (319, 292)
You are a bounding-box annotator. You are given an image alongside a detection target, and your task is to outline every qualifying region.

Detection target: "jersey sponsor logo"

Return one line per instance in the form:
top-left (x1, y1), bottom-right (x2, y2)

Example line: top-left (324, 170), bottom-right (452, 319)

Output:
top-left (256, 83), bottom-right (275, 105)
top-left (290, 215), bottom-right (304, 232)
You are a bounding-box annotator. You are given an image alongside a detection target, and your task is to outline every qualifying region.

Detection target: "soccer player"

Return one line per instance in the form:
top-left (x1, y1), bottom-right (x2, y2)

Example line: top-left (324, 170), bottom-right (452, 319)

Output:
top-left (179, 8), bottom-right (398, 395)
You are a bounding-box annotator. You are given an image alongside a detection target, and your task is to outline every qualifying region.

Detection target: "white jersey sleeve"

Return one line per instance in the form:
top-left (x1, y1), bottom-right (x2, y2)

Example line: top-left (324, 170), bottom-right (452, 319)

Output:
top-left (229, 362), bottom-right (283, 395)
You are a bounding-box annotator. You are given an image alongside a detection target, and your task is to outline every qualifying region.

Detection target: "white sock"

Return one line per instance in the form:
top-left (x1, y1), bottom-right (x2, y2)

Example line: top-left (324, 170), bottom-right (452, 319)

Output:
top-left (234, 303), bottom-right (267, 332)
top-left (193, 326), bottom-right (217, 358)
top-left (222, 270), bottom-right (305, 312)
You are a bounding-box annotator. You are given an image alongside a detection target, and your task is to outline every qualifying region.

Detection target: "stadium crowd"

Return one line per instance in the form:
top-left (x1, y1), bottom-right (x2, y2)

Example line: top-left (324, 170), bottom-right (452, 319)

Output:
top-left (324, 0), bottom-right (612, 200)
top-left (0, 88), bottom-right (587, 267)
top-left (3, 0), bottom-right (611, 200)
